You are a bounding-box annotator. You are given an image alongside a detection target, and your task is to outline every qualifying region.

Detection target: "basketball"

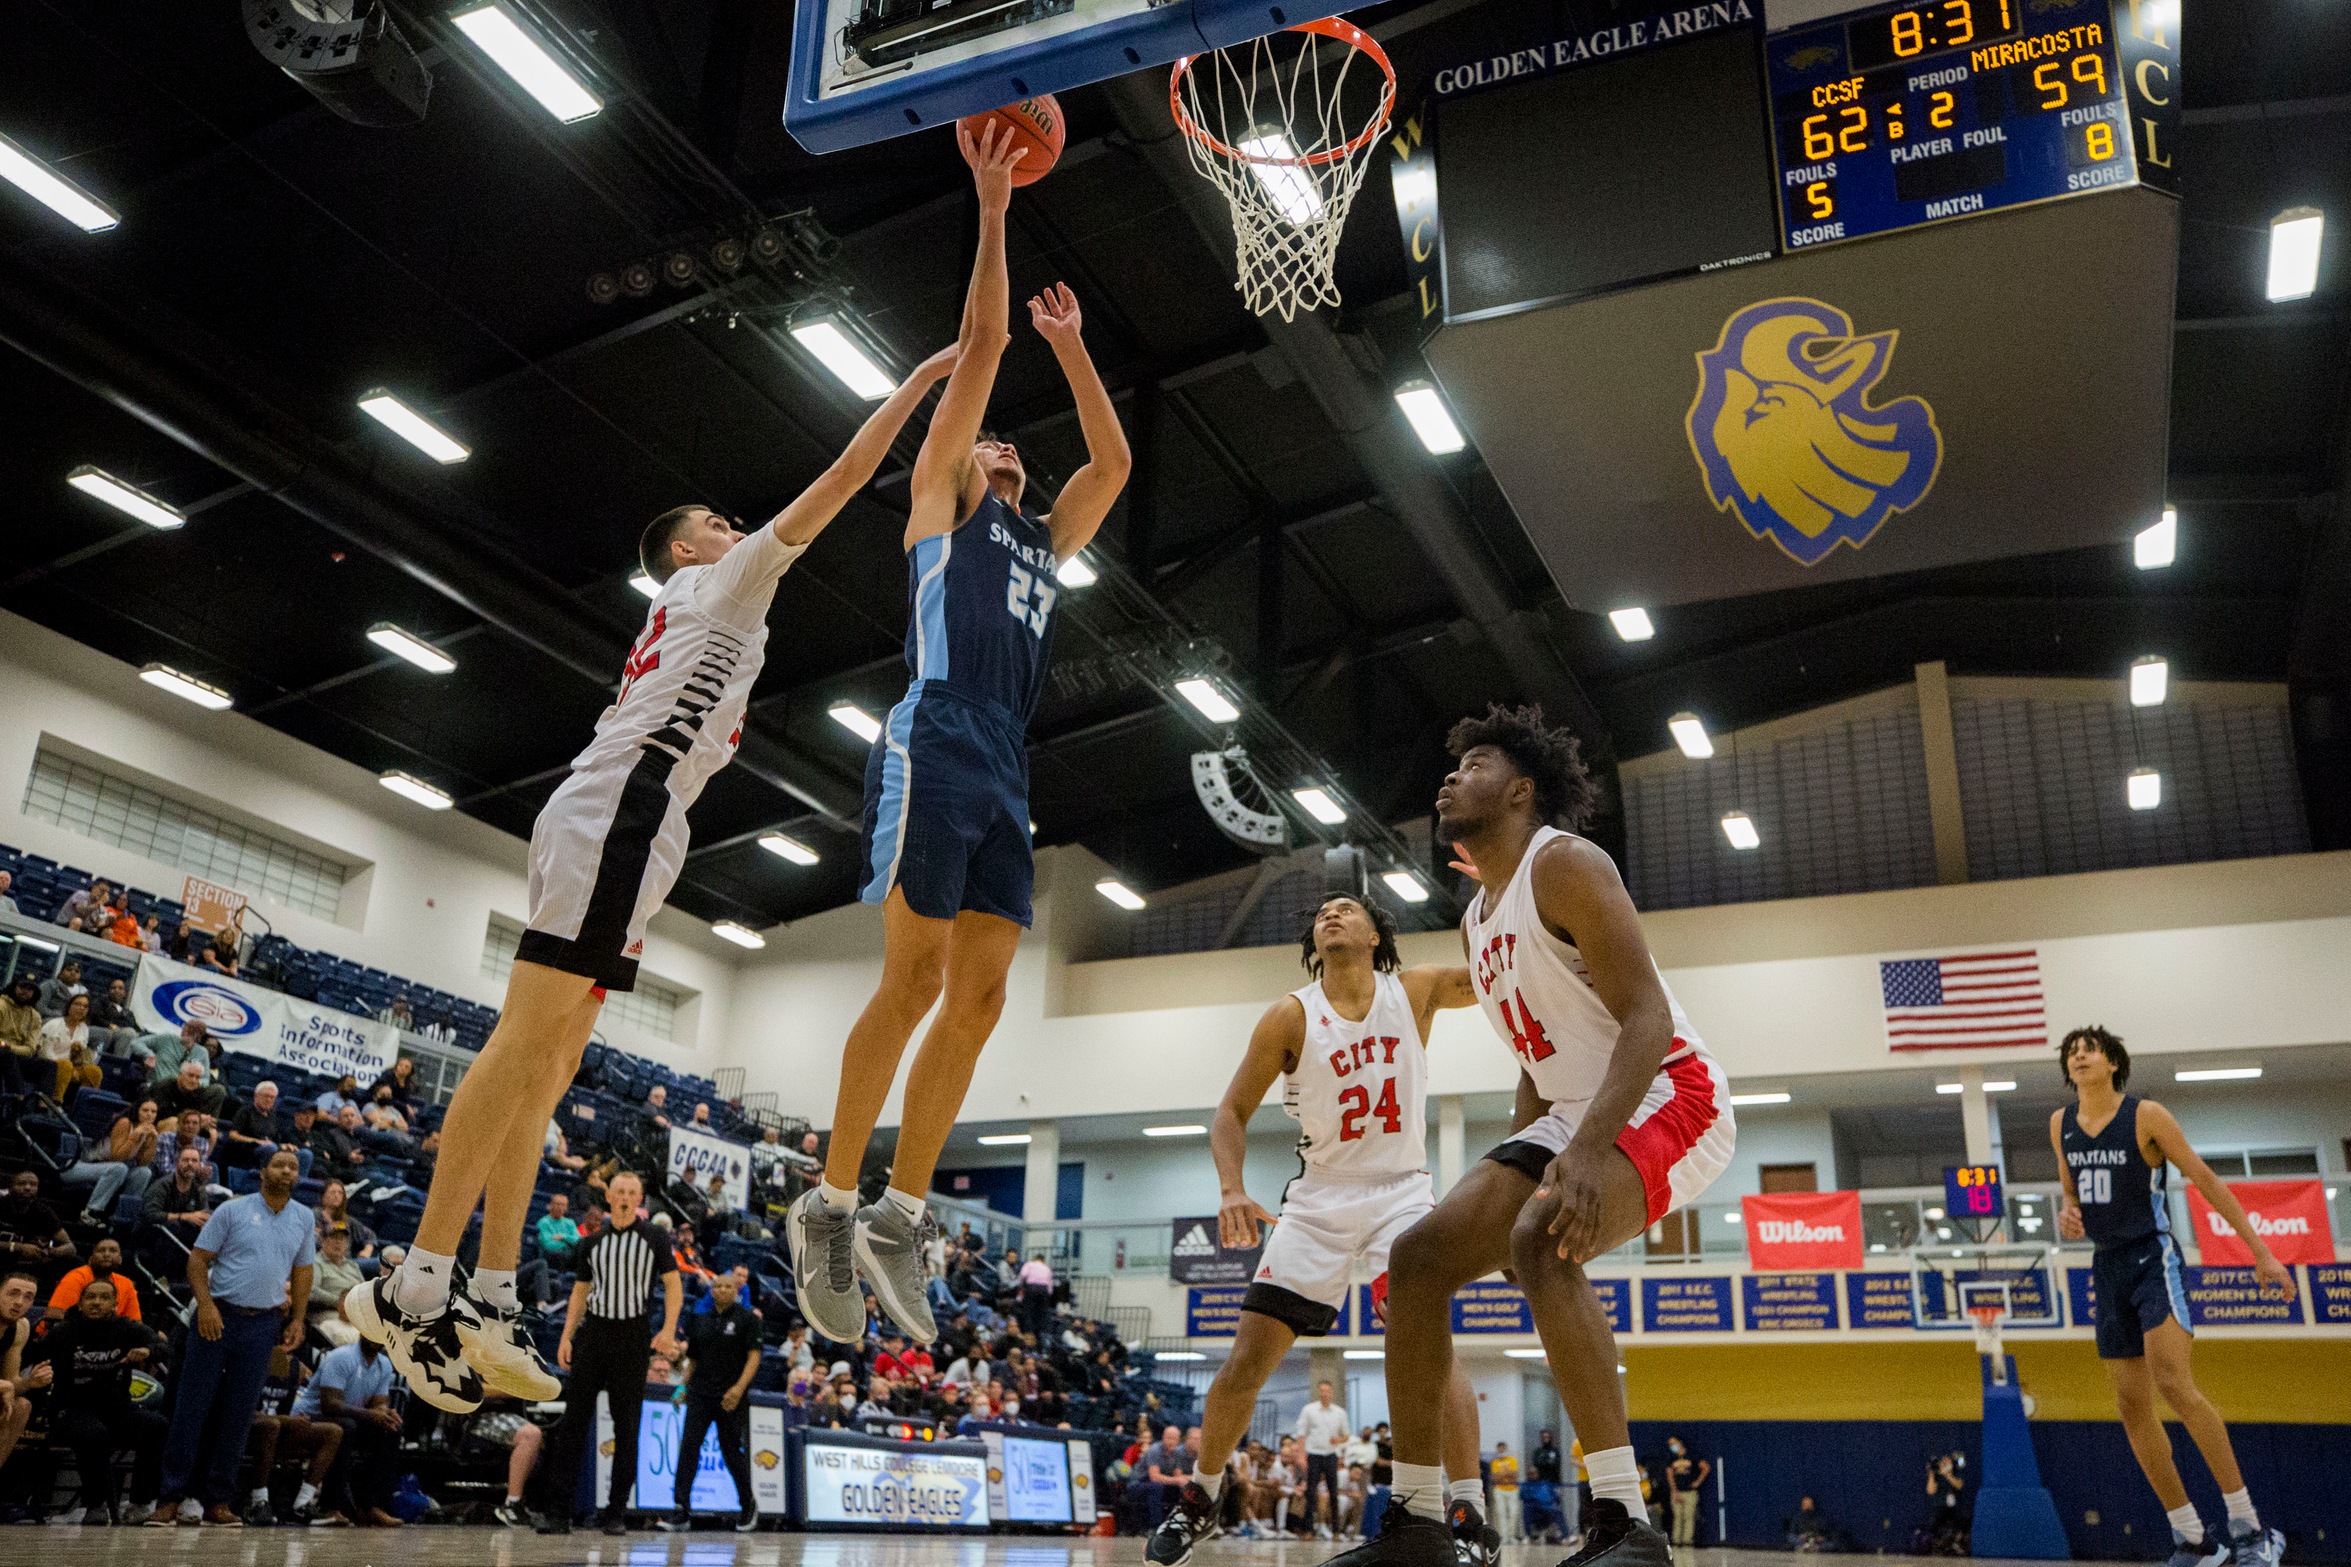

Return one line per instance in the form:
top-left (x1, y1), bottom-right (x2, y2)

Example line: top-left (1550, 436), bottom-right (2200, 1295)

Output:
top-left (958, 94), bottom-right (1063, 186)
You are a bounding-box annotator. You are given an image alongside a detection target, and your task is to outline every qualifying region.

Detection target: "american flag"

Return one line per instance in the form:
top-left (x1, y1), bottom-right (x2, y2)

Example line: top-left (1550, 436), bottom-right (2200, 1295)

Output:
top-left (1880, 950), bottom-right (2046, 1050)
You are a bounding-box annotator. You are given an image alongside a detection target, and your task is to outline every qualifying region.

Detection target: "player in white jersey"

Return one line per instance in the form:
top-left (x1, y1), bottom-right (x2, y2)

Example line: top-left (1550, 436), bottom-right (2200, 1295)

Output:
top-left (1148, 893), bottom-right (1491, 1567)
top-left (1332, 706), bottom-right (1734, 1567)
top-left (345, 345), bottom-right (959, 1414)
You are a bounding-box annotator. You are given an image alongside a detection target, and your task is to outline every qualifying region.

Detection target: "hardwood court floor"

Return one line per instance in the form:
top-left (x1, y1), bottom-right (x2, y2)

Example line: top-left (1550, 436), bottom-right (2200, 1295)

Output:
top-left (12, 1528), bottom-right (2080, 1567)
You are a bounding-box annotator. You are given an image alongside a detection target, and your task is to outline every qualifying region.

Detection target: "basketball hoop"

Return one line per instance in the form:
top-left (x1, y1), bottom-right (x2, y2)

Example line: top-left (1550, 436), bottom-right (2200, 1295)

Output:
top-left (1968, 1299), bottom-right (2009, 1384)
top-left (1171, 18), bottom-right (1396, 321)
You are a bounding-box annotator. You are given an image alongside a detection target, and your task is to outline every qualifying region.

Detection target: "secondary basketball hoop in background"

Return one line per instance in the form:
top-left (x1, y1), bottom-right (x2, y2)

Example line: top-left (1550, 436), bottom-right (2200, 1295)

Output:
top-left (1963, 1281), bottom-right (2011, 1385)
top-left (1171, 18), bottom-right (1395, 321)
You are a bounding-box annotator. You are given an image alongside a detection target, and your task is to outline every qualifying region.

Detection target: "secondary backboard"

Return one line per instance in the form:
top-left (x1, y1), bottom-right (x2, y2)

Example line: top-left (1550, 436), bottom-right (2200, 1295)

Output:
top-left (784, 0), bottom-right (1348, 152)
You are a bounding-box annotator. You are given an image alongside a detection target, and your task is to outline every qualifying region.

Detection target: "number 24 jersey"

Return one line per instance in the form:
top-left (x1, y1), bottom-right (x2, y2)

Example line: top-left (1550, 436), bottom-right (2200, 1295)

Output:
top-left (1285, 970), bottom-right (1429, 1177)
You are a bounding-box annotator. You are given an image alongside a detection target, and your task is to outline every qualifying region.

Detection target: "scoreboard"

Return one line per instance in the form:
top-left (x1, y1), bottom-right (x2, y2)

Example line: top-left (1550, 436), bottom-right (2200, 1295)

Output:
top-left (1767, 0), bottom-right (2137, 249)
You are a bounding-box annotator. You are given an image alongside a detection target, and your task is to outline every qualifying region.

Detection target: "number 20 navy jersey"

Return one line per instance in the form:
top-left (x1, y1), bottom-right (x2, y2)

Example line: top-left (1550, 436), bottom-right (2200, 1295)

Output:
top-left (901, 492), bottom-right (1058, 727)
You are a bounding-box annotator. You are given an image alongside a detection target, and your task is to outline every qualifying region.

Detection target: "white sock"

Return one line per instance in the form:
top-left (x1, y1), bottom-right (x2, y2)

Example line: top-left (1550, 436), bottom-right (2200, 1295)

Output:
top-left (1449, 1478), bottom-right (1484, 1512)
top-left (295, 1483), bottom-right (319, 1509)
top-left (392, 1248), bottom-right (456, 1315)
top-left (883, 1186), bottom-right (925, 1221)
top-left (1275, 1497), bottom-right (1289, 1530)
top-left (2168, 1503), bottom-right (2204, 1543)
top-left (1394, 1461), bottom-right (1445, 1521)
top-left (249, 1488), bottom-right (269, 1508)
top-left (473, 1268), bottom-right (520, 1312)
top-left (1584, 1446), bottom-right (1644, 1517)
top-left (2223, 1489), bottom-right (2259, 1533)
top-left (1192, 1466), bottom-right (1223, 1500)
top-left (818, 1181), bottom-right (856, 1213)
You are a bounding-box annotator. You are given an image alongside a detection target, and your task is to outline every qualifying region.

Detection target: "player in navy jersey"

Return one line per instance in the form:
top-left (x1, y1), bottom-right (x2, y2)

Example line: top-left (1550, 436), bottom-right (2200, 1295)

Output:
top-left (2049, 1026), bottom-right (2290, 1567)
top-left (790, 122), bottom-right (1130, 1346)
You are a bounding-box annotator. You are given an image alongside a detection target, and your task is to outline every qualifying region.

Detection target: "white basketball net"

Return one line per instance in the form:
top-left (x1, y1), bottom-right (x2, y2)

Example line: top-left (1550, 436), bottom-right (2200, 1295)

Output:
top-left (1173, 20), bottom-right (1395, 322)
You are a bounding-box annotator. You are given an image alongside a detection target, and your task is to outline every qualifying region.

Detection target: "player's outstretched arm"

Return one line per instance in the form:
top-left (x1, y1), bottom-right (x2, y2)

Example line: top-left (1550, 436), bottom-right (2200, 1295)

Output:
top-left (1029, 282), bottom-right (1131, 560)
top-left (769, 345), bottom-right (959, 548)
top-left (2142, 1099), bottom-right (2296, 1300)
top-left (909, 123), bottom-right (1023, 548)
top-left (1402, 964), bottom-right (1475, 1044)
top-left (1528, 836), bottom-right (1676, 1260)
top-left (1213, 997), bottom-right (1302, 1249)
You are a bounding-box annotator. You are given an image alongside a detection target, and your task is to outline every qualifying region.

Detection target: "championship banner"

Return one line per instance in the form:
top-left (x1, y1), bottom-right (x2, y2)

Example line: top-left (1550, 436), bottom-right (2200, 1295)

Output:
top-left (1740, 1272), bottom-right (1839, 1331)
top-left (1845, 1270), bottom-right (1916, 1329)
top-left (2309, 1266), bottom-right (2351, 1327)
top-left (1452, 1280), bottom-right (1533, 1334)
top-left (1743, 1191), bottom-right (1864, 1270)
top-left (2182, 1266), bottom-right (2307, 1328)
top-left (667, 1125), bottom-right (750, 1212)
top-left (1170, 1216), bottom-right (1265, 1284)
top-left (2186, 1180), bottom-right (2334, 1266)
top-left (1185, 1286), bottom-right (1248, 1337)
top-left (132, 954), bottom-right (397, 1082)
top-left (1642, 1275), bottom-right (1734, 1332)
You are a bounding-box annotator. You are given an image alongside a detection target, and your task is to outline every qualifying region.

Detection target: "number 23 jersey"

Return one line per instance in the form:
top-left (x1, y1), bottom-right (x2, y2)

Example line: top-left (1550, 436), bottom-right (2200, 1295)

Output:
top-left (1285, 970), bottom-right (1429, 1177)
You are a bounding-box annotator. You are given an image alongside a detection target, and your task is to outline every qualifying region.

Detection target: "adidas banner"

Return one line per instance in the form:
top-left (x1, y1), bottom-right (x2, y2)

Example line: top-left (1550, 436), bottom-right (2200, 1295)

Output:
top-left (1169, 1216), bottom-right (1265, 1285)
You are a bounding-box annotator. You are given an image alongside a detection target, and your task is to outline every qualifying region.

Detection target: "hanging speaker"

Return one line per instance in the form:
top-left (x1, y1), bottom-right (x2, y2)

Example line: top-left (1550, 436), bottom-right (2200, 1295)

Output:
top-left (1192, 746), bottom-right (1288, 853)
top-left (586, 272), bottom-right (621, 305)
top-left (620, 261), bottom-right (657, 297)
top-left (243, 0), bottom-right (431, 128)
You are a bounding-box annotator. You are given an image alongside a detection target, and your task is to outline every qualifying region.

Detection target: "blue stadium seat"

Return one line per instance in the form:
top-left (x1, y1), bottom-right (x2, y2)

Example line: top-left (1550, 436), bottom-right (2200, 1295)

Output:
top-left (68, 1090), bottom-right (128, 1142)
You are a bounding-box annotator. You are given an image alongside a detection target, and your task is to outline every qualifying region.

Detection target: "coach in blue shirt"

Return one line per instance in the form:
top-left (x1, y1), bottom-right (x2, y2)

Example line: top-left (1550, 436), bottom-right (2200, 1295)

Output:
top-left (156, 1147), bottom-right (314, 1524)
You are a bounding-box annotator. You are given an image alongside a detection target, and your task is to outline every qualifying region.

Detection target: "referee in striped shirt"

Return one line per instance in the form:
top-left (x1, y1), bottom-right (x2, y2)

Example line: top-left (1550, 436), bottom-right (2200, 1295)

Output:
top-left (536, 1171), bottom-right (681, 1534)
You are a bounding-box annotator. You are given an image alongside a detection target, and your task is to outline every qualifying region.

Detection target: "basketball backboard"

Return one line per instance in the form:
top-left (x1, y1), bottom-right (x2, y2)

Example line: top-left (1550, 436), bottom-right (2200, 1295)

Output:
top-left (783, 0), bottom-right (1349, 152)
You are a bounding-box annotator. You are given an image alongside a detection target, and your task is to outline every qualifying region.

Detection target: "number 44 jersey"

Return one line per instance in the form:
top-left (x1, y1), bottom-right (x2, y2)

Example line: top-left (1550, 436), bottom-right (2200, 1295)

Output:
top-left (1285, 971), bottom-right (1430, 1176)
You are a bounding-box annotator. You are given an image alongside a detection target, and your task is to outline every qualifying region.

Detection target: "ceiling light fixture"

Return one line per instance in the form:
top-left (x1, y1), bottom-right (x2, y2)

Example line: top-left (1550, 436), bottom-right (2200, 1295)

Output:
top-left (758, 832), bottom-right (820, 866)
top-left (138, 664), bottom-right (233, 710)
top-left (628, 571), bottom-right (660, 599)
top-left (2127, 767), bottom-right (2162, 811)
top-left (1292, 787), bottom-right (1347, 825)
top-left (710, 920), bottom-right (766, 949)
top-left (790, 318), bottom-right (895, 400)
top-left (1667, 712), bottom-right (1713, 758)
top-left (1153, 1350), bottom-right (1207, 1361)
top-left (366, 622), bottom-right (458, 674)
top-left (450, 4), bottom-right (602, 122)
top-left (1608, 607), bottom-right (1655, 642)
top-left (378, 771), bottom-right (453, 810)
top-left (1056, 553), bottom-right (1099, 588)
top-left (2174, 1066), bottom-right (2261, 1082)
top-left (1341, 1349), bottom-right (1385, 1360)
top-left (1985, 1080), bottom-right (2018, 1092)
top-left (358, 390), bottom-right (470, 463)
top-left (66, 466), bottom-right (182, 529)
top-left (2135, 507), bottom-right (2176, 569)
top-left (1142, 1124), bottom-right (1206, 1137)
top-left (2130, 656), bottom-right (2168, 707)
top-left (2266, 206), bottom-right (2324, 303)
top-left (1728, 1091), bottom-right (1790, 1106)
top-left (1174, 678), bottom-right (1241, 724)
top-left (1381, 870), bottom-right (1430, 904)
top-left (976, 1133), bottom-right (1033, 1146)
top-left (1719, 810), bottom-right (1760, 850)
top-left (1393, 379), bottom-right (1466, 454)
top-left (0, 130), bottom-right (119, 232)
top-left (1237, 131), bottom-right (1323, 223)
top-left (828, 703), bottom-right (883, 744)
top-left (1504, 1348), bottom-right (1547, 1359)
top-left (1095, 879), bottom-right (1146, 911)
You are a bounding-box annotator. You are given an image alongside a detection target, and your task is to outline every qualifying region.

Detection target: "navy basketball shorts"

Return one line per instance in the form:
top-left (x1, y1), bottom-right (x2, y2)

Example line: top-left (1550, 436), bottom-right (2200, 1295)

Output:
top-left (2090, 1232), bottom-right (2192, 1359)
top-left (858, 685), bottom-right (1034, 926)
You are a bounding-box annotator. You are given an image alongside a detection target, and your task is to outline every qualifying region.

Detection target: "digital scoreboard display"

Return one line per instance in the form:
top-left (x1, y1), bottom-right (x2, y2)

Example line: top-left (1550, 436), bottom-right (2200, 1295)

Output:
top-left (1944, 1164), bottom-right (2006, 1220)
top-left (1765, 0), bottom-right (2137, 249)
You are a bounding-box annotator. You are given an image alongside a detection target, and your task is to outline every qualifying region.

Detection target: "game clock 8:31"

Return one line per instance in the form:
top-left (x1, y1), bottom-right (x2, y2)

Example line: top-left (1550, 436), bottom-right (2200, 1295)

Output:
top-left (1848, 0), bottom-right (2020, 72)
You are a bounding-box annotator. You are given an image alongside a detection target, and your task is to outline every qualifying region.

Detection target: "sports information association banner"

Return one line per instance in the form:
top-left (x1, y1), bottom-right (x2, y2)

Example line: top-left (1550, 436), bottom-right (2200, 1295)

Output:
top-left (1743, 1191), bottom-right (1864, 1270)
top-left (132, 954), bottom-right (397, 1083)
top-left (2186, 1180), bottom-right (2334, 1266)
top-left (667, 1124), bottom-right (751, 1212)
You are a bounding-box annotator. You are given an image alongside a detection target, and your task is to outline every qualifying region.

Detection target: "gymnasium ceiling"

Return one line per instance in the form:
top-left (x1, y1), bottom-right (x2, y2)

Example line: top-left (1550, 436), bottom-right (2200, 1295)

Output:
top-left (1, 0), bottom-right (2346, 934)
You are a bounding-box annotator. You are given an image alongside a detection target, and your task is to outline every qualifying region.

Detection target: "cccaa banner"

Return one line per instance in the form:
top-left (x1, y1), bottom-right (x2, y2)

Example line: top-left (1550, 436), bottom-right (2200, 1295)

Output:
top-left (1743, 1190), bottom-right (1864, 1271)
top-left (132, 954), bottom-right (398, 1083)
top-left (667, 1124), bottom-right (751, 1212)
top-left (2187, 1180), bottom-right (2334, 1266)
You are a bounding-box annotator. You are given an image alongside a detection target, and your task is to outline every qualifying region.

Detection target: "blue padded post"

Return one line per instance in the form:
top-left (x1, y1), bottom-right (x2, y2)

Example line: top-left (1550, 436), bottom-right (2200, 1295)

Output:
top-left (1971, 1353), bottom-right (2071, 1559)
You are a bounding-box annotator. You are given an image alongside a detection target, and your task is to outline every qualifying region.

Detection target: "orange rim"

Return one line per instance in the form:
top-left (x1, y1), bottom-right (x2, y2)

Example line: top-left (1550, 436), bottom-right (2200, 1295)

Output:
top-left (1169, 17), bottom-right (1397, 169)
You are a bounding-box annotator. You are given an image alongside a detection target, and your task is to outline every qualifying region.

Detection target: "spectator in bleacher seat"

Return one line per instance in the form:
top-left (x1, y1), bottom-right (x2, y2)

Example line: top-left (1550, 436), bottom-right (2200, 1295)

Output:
top-left (0, 1170), bottom-right (73, 1272)
top-left (311, 1104), bottom-right (368, 1172)
top-left (295, 1336), bottom-right (404, 1526)
top-left (63, 1097), bottom-right (161, 1226)
top-left (313, 1180), bottom-right (377, 1259)
top-left (309, 1227), bottom-right (366, 1347)
top-left (0, 1269), bottom-right (47, 1475)
top-left (36, 957), bottom-right (87, 1018)
top-left (410, 1127), bottom-right (441, 1183)
top-left (689, 1101), bottom-right (713, 1129)
top-left (152, 1055), bottom-right (225, 1128)
top-left (137, 914), bottom-right (165, 956)
top-left (535, 1193), bottom-right (581, 1266)
top-left (314, 1074), bottom-right (360, 1117)
top-left (0, 868), bottom-right (17, 916)
top-left (39, 992), bottom-right (105, 1099)
top-left (30, 1274), bottom-right (167, 1525)
top-left (47, 1234), bottom-right (142, 1323)
top-left (477, 1398), bottom-right (548, 1528)
top-left (88, 977), bottom-right (142, 1058)
top-left (105, 903), bottom-right (142, 949)
top-left (643, 1082), bottom-right (672, 1128)
top-left (0, 975), bottom-right (43, 1095)
top-left (375, 996), bottom-right (415, 1031)
top-left (245, 1352), bottom-right (344, 1525)
top-left (156, 1146), bottom-right (313, 1527)
top-left (155, 1109), bottom-right (223, 1188)
top-left (543, 1120), bottom-right (586, 1173)
top-left (361, 1085), bottom-right (414, 1150)
top-left (52, 879), bottom-right (113, 933)
top-left (195, 924), bottom-right (241, 978)
top-left (142, 1144), bottom-right (215, 1259)
top-left (221, 1080), bottom-right (285, 1168)
top-left (145, 1020), bottom-right (218, 1095)
top-left (365, 1056), bottom-right (422, 1117)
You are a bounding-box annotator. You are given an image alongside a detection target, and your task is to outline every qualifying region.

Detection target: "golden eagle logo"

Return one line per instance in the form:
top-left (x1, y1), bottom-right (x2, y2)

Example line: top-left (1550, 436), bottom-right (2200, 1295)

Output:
top-left (755, 1449), bottom-right (781, 1470)
top-left (1686, 297), bottom-right (1942, 565)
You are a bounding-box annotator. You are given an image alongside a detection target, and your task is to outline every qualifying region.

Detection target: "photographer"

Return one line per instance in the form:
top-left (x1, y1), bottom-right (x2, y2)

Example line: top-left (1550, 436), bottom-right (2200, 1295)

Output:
top-left (1926, 1451), bottom-right (1968, 1554)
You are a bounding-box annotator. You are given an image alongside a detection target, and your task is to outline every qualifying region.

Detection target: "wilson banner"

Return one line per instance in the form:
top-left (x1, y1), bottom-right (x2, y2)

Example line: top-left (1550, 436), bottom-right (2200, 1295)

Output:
top-left (2186, 1179), bottom-right (2334, 1266)
top-left (1743, 1190), bottom-right (1864, 1270)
